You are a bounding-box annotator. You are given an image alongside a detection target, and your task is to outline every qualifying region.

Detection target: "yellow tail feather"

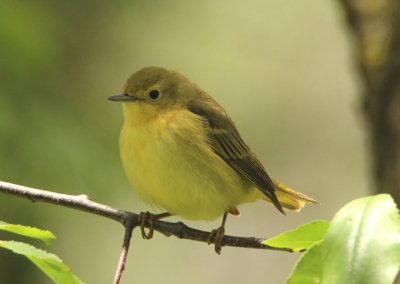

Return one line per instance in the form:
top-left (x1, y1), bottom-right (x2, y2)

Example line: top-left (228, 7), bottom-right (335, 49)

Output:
top-left (264, 179), bottom-right (320, 211)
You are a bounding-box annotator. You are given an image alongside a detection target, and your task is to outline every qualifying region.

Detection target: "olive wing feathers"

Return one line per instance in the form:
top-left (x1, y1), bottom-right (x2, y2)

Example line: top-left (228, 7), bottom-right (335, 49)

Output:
top-left (187, 97), bottom-right (284, 214)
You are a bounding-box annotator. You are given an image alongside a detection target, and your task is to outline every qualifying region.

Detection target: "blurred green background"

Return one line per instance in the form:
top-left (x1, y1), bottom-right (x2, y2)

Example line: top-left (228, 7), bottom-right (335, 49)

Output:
top-left (0, 1), bottom-right (369, 283)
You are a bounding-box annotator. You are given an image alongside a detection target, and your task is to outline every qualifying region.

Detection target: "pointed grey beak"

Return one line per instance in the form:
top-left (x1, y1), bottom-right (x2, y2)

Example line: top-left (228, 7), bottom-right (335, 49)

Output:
top-left (108, 93), bottom-right (140, 102)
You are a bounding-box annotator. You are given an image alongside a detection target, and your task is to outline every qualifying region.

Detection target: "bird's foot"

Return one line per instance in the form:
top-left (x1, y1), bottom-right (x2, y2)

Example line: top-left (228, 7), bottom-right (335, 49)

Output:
top-left (207, 225), bottom-right (225, 255)
top-left (139, 212), bottom-right (154, 239)
top-left (139, 212), bottom-right (171, 240)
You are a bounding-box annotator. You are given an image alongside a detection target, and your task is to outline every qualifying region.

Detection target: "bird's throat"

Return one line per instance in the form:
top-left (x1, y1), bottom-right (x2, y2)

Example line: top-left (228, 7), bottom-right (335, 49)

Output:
top-left (122, 102), bottom-right (159, 127)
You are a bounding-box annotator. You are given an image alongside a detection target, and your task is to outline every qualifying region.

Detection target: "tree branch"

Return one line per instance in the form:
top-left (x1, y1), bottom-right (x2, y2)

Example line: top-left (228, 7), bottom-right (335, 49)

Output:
top-left (0, 180), bottom-right (293, 251)
top-left (113, 215), bottom-right (136, 284)
top-left (0, 180), bottom-right (294, 282)
top-left (339, 0), bottom-right (400, 207)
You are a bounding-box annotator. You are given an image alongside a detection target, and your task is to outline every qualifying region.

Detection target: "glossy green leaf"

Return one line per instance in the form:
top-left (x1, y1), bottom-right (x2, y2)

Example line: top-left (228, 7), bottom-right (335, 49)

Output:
top-left (288, 194), bottom-right (400, 284)
top-left (262, 220), bottom-right (330, 252)
top-left (0, 241), bottom-right (84, 284)
top-left (321, 194), bottom-right (400, 284)
top-left (0, 221), bottom-right (55, 245)
top-left (287, 242), bottom-right (323, 284)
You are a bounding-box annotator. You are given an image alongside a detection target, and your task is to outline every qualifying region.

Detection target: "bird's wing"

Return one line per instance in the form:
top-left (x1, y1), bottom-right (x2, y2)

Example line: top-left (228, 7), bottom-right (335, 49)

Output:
top-left (187, 96), bottom-right (284, 214)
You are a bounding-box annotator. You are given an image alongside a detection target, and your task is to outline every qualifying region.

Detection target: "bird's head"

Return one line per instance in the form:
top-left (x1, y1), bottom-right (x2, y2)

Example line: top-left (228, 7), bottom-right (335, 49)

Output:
top-left (108, 67), bottom-right (200, 124)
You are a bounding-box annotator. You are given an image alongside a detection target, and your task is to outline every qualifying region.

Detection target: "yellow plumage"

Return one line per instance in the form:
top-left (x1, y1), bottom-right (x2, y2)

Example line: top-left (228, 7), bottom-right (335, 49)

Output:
top-left (120, 104), bottom-right (252, 220)
top-left (112, 66), bottom-right (319, 222)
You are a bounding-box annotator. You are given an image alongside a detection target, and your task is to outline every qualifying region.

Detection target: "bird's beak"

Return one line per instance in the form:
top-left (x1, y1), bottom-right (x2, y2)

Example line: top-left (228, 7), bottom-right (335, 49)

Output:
top-left (107, 93), bottom-right (140, 102)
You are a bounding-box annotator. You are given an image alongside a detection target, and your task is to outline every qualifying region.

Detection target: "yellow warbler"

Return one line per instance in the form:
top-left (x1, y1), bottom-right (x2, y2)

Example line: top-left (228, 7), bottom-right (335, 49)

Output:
top-left (109, 66), bottom-right (318, 253)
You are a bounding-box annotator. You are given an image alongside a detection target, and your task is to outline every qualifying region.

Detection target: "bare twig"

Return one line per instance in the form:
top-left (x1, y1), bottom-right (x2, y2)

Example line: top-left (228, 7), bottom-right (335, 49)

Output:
top-left (113, 214), bottom-right (137, 284)
top-left (0, 180), bottom-right (294, 282)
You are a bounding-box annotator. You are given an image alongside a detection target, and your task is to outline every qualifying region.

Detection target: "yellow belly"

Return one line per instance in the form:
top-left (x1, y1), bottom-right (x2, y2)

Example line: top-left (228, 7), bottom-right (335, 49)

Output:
top-left (119, 107), bottom-right (254, 220)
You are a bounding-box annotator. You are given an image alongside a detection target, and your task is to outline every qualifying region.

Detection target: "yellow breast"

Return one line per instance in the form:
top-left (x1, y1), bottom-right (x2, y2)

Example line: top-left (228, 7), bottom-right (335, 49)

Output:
top-left (119, 103), bottom-right (252, 220)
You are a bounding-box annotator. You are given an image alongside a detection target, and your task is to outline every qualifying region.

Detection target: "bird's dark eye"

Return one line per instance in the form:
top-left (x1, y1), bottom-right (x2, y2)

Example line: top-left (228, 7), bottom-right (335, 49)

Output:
top-left (149, 90), bottom-right (160, 100)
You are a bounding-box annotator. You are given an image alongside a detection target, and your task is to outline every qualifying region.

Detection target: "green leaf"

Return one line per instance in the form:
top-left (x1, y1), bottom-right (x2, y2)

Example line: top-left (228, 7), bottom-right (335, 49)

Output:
top-left (287, 242), bottom-right (323, 284)
top-left (262, 220), bottom-right (330, 252)
top-left (0, 220), bottom-right (56, 245)
top-left (288, 194), bottom-right (400, 284)
top-left (0, 240), bottom-right (84, 284)
top-left (321, 194), bottom-right (400, 284)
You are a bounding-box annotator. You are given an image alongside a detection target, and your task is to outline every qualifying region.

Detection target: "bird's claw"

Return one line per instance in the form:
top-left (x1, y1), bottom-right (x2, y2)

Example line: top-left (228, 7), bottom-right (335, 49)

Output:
top-left (207, 226), bottom-right (225, 255)
top-left (139, 211), bottom-right (154, 240)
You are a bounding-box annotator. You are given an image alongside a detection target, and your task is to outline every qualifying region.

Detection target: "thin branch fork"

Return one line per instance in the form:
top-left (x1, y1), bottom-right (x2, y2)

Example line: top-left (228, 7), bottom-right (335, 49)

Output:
top-left (0, 180), bottom-right (294, 283)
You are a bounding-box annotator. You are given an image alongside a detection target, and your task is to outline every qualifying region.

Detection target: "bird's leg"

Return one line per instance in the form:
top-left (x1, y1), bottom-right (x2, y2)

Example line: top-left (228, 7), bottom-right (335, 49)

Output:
top-left (207, 211), bottom-right (228, 254)
top-left (139, 212), bottom-right (171, 240)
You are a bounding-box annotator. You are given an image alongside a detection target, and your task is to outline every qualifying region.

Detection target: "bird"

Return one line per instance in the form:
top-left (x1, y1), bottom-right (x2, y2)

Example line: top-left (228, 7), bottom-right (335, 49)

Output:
top-left (108, 66), bottom-right (318, 254)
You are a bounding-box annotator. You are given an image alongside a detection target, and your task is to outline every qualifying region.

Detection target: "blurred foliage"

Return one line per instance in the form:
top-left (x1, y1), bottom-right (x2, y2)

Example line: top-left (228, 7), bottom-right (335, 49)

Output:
top-left (288, 194), bottom-right (400, 284)
top-left (0, 0), bottom-right (369, 283)
top-left (0, 221), bottom-right (83, 283)
top-left (263, 220), bottom-right (329, 252)
top-left (0, 221), bottom-right (55, 245)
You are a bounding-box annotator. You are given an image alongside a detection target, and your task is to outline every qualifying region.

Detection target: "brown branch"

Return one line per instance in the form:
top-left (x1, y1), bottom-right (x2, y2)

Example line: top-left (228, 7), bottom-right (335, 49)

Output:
top-left (0, 180), bottom-right (294, 282)
top-left (113, 215), bottom-right (136, 284)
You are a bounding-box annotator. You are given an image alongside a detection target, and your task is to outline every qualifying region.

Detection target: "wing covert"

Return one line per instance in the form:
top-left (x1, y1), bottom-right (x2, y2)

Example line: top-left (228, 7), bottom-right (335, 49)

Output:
top-left (188, 97), bottom-right (284, 214)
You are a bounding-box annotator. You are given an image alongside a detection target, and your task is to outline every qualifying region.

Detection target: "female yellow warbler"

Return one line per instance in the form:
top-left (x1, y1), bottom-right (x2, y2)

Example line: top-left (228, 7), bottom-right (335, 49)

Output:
top-left (109, 66), bottom-right (318, 253)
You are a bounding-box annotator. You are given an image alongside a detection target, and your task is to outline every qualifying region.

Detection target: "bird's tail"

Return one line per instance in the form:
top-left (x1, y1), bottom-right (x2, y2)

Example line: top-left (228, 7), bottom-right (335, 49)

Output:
top-left (264, 179), bottom-right (320, 211)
